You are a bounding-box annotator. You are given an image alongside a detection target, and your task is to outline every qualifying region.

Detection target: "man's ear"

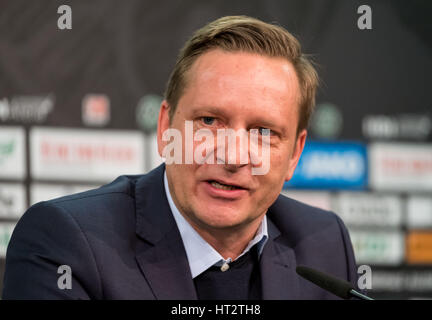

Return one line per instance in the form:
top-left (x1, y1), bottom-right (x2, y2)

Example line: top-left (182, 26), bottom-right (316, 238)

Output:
top-left (157, 100), bottom-right (171, 157)
top-left (284, 129), bottom-right (307, 181)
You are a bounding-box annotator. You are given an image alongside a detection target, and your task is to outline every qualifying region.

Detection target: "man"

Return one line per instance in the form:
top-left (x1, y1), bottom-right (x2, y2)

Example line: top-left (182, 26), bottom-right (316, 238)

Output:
top-left (2, 16), bottom-right (359, 299)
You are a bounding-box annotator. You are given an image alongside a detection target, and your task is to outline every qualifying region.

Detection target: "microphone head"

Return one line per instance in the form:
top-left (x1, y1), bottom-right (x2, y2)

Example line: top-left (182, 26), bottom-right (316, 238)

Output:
top-left (296, 265), bottom-right (354, 299)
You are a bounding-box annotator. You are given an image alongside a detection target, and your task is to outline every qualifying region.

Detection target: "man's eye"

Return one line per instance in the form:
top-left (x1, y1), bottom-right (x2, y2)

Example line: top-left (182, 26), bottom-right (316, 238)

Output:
top-left (202, 117), bottom-right (215, 125)
top-left (258, 127), bottom-right (272, 136)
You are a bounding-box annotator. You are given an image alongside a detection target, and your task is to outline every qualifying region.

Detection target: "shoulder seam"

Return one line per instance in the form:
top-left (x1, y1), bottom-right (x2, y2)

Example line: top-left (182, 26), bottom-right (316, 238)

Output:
top-left (50, 191), bottom-right (133, 205)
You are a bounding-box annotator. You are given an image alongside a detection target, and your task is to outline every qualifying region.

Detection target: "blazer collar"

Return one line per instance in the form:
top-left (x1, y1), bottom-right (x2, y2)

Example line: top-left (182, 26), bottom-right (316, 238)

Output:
top-left (259, 214), bottom-right (300, 299)
top-left (134, 164), bottom-right (198, 299)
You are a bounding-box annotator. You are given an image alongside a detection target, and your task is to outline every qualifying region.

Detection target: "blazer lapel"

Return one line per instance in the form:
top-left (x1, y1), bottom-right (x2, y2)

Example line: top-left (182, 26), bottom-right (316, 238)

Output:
top-left (134, 164), bottom-right (197, 300)
top-left (260, 217), bottom-right (300, 300)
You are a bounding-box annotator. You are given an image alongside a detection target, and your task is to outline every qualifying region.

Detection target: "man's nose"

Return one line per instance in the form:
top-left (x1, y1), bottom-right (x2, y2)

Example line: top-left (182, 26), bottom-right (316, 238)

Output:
top-left (223, 161), bottom-right (248, 173)
top-left (215, 129), bottom-right (250, 167)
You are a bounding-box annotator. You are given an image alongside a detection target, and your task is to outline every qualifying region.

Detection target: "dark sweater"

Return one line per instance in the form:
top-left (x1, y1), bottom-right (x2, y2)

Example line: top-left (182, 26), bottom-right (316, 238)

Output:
top-left (193, 246), bottom-right (262, 300)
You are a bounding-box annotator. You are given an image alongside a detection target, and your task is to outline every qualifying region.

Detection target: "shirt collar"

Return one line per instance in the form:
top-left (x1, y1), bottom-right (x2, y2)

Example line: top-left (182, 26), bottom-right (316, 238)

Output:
top-left (163, 170), bottom-right (268, 278)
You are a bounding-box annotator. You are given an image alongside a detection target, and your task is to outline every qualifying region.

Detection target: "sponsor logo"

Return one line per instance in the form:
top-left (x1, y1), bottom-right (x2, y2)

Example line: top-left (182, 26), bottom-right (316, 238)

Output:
top-left (407, 196), bottom-right (432, 229)
top-left (406, 232), bottom-right (432, 264)
top-left (148, 132), bottom-right (164, 170)
top-left (0, 183), bottom-right (26, 219)
top-left (0, 139), bottom-right (14, 165)
top-left (0, 95), bottom-right (54, 123)
top-left (30, 184), bottom-right (98, 205)
top-left (369, 143), bottom-right (432, 191)
top-left (0, 223), bottom-right (16, 258)
top-left (280, 190), bottom-right (332, 211)
top-left (285, 141), bottom-right (367, 189)
top-left (363, 114), bottom-right (431, 141)
top-left (333, 193), bottom-right (403, 227)
top-left (82, 94), bottom-right (110, 127)
top-left (372, 270), bottom-right (432, 293)
top-left (30, 127), bottom-right (145, 182)
top-left (404, 271), bottom-right (432, 292)
top-left (0, 127), bottom-right (26, 180)
top-left (371, 271), bottom-right (404, 292)
top-left (310, 103), bottom-right (343, 139)
top-left (349, 230), bottom-right (404, 266)
top-left (136, 94), bottom-right (163, 133)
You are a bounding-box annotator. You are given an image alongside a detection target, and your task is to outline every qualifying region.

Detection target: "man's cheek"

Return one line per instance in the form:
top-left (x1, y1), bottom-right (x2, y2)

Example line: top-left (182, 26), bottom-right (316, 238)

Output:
top-left (271, 149), bottom-right (292, 172)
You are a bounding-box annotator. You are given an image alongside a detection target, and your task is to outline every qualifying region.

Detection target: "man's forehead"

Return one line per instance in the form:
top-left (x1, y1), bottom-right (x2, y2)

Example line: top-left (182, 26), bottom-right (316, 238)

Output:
top-left (188, 49), bottom-right (299, 94)
top-left (178, 50), bottom-right (300, 122)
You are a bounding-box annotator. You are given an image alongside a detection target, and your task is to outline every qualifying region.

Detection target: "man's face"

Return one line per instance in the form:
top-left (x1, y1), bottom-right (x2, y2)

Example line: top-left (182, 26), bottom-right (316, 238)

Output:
top-left (158, 49), bottom-right (306, 233)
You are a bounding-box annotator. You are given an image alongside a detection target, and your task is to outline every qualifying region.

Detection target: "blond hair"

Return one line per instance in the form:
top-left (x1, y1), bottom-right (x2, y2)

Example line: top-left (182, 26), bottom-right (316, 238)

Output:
top-left (164, 15), bottom-right (318, 133)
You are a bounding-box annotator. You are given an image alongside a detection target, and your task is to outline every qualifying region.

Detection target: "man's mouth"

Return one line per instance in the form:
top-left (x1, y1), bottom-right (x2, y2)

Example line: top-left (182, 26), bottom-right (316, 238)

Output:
top-left (207, 180), bottom-right (246, 191)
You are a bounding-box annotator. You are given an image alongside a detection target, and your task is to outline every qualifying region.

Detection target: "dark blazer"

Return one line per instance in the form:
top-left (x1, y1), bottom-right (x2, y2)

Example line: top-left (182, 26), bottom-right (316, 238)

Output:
top-left (2, 164), bottom-right (359, 300)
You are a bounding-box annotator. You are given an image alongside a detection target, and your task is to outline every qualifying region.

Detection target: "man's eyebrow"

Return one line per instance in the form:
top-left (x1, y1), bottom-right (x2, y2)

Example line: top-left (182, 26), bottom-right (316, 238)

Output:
top-left (247, 115), bottom-right (286, 132)
top-left (252, 118), bottom-right (278, 129)
top-left (190, 106), bottom-right (228, 118)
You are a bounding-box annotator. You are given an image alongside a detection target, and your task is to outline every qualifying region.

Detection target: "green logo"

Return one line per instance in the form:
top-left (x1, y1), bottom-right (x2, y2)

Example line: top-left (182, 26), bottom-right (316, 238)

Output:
top-left (0, 140), bottom-right (15, 165)
top-left (311, 103), bottom-right (343, 139)
top-left (0, 226), bottom-right (14, 252)
top-left (136, 94), bottom-right (163, 133)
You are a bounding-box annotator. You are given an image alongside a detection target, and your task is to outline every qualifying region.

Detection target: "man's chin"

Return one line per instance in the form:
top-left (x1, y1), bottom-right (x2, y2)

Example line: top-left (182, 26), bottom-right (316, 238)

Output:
top-left (192, 207), bottom-right (251, 230)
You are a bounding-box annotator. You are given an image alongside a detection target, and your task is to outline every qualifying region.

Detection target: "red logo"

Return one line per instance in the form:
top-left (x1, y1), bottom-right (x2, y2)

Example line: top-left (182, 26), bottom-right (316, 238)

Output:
top-left (82, 94), bottom-right (110, 126)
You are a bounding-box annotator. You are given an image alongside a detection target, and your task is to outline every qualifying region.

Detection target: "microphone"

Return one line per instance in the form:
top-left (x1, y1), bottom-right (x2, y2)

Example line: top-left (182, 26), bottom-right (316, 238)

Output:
top-left (296, 265), bottom-right (374, 300)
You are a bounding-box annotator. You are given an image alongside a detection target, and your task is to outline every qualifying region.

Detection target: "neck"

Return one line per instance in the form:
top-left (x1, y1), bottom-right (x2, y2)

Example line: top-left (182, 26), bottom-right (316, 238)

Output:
top-left (187, 215), bottom-right (265, 260)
